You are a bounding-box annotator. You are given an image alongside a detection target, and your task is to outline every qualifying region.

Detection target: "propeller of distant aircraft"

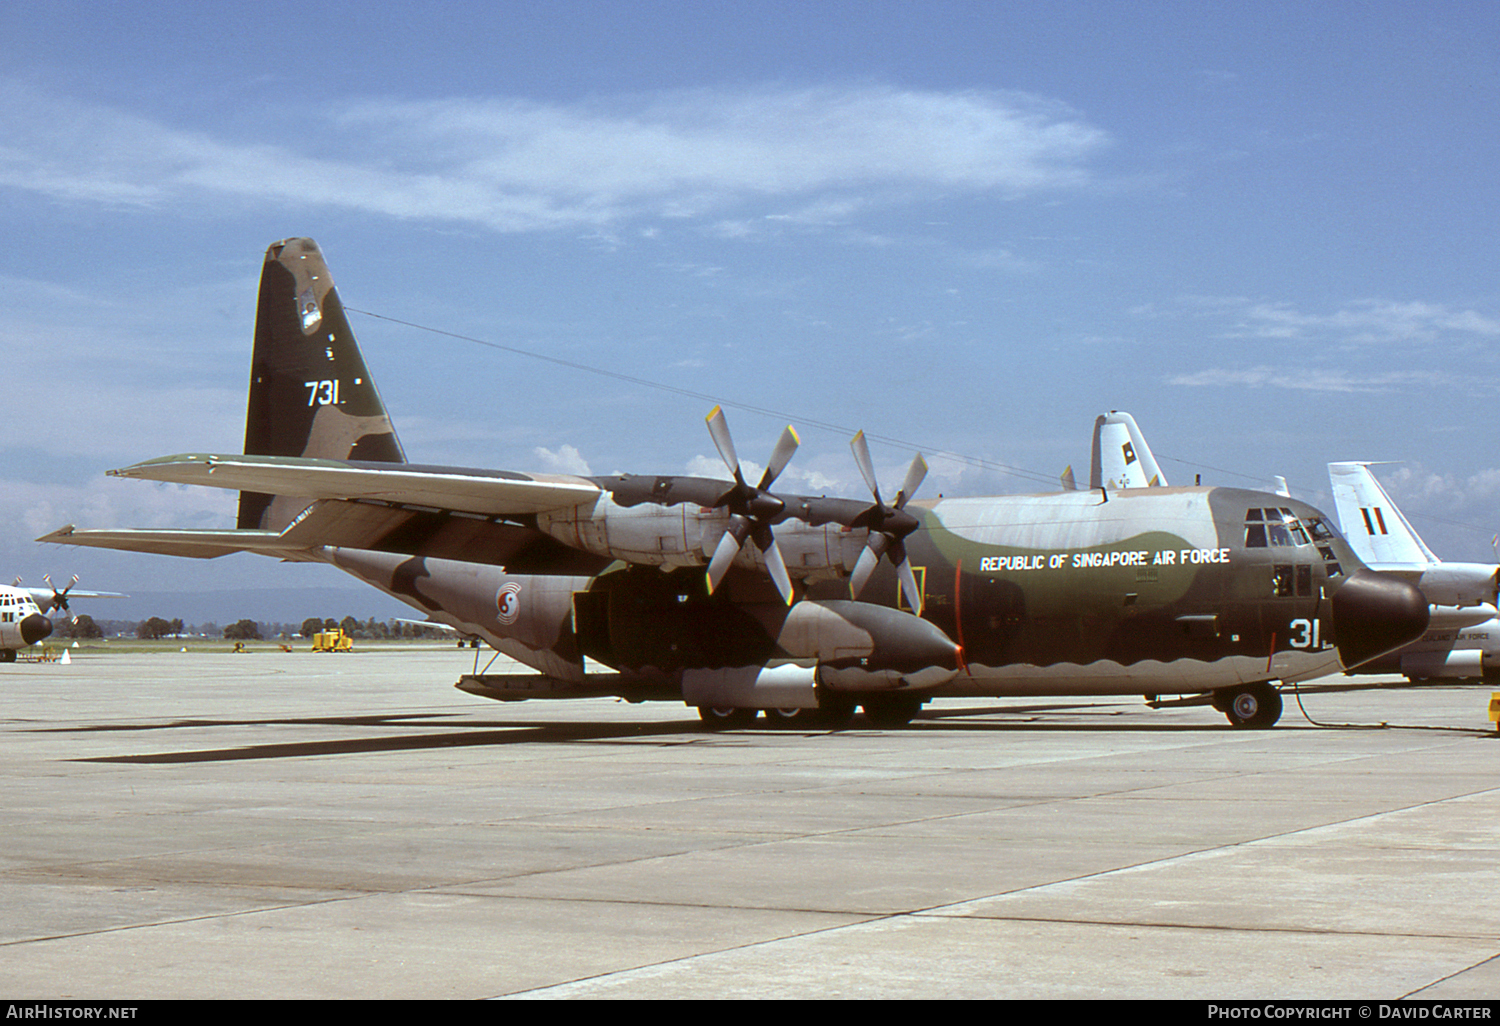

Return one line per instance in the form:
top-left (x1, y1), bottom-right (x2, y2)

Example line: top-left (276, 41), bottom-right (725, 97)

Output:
top-left (44, 574), bottom-right (79, 620)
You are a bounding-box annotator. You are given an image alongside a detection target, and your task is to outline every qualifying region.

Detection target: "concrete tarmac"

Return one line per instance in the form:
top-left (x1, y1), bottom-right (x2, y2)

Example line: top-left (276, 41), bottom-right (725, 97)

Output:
top-left (2, 645), bottom-right (1498, 1000)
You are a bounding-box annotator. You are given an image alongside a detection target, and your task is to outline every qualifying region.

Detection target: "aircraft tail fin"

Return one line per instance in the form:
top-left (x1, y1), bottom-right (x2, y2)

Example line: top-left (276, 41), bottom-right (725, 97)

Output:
top-left (1089, 411), bottom-right (1167, 490)
top-left (1327, 462), bottom-right (1439, 566)
top-left (237, 238), bottom-right (406, 531)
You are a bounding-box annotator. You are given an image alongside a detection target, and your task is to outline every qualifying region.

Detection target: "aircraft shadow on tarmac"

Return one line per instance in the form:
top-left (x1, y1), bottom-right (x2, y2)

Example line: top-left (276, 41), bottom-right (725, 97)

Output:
top-left (52, 703), bottom-right (1246, 765)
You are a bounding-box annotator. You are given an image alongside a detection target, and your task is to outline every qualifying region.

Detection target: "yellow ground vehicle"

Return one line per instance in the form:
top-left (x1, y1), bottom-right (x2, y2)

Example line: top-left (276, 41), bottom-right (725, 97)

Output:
top-left (311, 629), bottom-right (353, 653)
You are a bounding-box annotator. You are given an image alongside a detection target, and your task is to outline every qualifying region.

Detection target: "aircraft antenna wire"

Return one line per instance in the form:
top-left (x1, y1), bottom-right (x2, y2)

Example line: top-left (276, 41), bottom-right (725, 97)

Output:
top-left (346, 306), bottom-right (1062, 489)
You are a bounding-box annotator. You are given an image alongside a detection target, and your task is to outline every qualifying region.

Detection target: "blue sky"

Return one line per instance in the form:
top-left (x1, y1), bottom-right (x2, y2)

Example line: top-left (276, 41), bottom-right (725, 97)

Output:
top-left (5, 1), bottom-right (1500, 617)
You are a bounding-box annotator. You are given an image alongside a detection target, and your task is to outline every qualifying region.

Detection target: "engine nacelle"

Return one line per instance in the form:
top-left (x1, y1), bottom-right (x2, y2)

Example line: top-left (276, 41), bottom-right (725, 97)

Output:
top-left (1426, 603), bottom-right (1497, 630)
top-left (775, 599), bottom-right (962, 692)
top-left (536, 491), bottom-right (868, 582)
top-left (1413, 564), bottom-right (1499, 609)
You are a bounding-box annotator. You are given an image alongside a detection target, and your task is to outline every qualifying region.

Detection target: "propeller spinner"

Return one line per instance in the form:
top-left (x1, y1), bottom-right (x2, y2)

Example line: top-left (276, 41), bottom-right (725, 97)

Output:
top-left (704, 406), bottom-right (799, 604)
top-left (848, 431), bottom-right (928, 616)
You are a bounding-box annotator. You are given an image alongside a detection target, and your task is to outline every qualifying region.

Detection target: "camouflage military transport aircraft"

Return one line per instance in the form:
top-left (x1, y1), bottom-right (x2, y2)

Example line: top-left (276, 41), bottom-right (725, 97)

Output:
top-left (41, 238), bottom-right (1431, 729)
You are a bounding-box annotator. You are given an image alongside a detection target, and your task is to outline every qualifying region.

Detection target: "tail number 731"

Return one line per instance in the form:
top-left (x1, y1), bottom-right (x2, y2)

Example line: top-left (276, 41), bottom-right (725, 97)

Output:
top-left (1287, 618), bottom-right (1325, 650)
top-left (305, 379), bottom-right (342, 406)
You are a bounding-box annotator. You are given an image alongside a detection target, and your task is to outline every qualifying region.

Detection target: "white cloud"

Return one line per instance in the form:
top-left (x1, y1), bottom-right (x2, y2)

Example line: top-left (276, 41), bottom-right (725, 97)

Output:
top-left (8, 474), bottom-right (234, 543)
top-left (1230, 300), bottom-right (1500, 346)
top-left (1166, 365), bottom-right (1471, 393)
top-left (0, 81), bottom-right (1108, 233)
top-left (1381, 463), bottom-right (1500, 508)
top-left (1146, 295), bottom-right (1500, 349)
top-left (532, 444), bottom-right (593, 476)
top-left (1156, 294), bottom-right (1500, 394)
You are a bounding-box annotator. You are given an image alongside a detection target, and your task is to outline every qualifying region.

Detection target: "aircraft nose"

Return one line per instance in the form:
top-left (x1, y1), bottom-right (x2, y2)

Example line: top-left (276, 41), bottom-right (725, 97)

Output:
top-left (20, 613), bottom-right (53, 646)
top-left (1330, 569), bottom-right (1430, 670)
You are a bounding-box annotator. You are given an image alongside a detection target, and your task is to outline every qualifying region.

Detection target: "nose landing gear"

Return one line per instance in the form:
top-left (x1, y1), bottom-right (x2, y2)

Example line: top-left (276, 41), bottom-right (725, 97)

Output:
top-left (1212, 682), bottom-right (1283, 728)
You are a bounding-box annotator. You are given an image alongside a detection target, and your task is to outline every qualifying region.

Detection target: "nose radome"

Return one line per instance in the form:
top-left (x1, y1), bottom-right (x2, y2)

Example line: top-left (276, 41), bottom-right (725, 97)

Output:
top-left (1330, 569), bottom-right (1430, 671)
top-left (20, 613), bottom-right (53, 647)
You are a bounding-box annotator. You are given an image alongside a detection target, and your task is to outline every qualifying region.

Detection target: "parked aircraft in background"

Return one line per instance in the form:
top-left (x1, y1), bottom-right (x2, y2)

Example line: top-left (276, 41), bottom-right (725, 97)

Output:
top-left (41, 238), bottom-right (1429, 728)
top-left (1061, 411), bottom-right (1167, 492)
top-left (1328, 462), bottom-right (1499, 682)
top-left (0, 577), bottom-right (123, 661)
top-left (0, 583), bottom-right (54, 661)
top-left (1089, 411), bottom-right (1168, 490)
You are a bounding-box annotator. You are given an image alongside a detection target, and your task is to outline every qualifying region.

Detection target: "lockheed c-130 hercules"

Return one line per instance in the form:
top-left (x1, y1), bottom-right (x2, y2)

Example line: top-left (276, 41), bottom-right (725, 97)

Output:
top-left (42, 238), bottom-right (1430, 729)
top-left (0, 576), bottom-right (122, 662)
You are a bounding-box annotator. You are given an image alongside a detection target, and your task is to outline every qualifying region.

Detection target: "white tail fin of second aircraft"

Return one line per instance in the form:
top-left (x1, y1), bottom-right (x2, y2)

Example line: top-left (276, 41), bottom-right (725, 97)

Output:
top-left (1089, 411), bottom-right (1167, 490)
top-left (1328, 462), bottom-right (1439, 566)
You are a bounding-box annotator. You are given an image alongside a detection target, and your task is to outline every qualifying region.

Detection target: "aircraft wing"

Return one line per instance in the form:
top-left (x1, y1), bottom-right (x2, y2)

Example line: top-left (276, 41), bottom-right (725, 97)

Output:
top-left (24, 586), bottom-right (127, 603)
top-left (109, 453), bottom-right (603, 517)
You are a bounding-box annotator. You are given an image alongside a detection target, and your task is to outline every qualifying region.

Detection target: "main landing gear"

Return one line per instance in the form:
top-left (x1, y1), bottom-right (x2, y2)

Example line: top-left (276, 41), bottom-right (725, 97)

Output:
top-left (1211, 682), bottom-right (1283, 729)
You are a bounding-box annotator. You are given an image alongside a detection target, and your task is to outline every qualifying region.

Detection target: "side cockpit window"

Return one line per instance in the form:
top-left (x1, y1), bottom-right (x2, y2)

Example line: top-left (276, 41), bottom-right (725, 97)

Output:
top-left (1303, 515), bottom-right (1344, 577)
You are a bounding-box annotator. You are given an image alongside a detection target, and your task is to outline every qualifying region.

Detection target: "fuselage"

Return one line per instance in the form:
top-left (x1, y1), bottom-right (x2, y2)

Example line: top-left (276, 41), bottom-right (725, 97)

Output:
top-left (319, 480), bottom-right (1419, 701)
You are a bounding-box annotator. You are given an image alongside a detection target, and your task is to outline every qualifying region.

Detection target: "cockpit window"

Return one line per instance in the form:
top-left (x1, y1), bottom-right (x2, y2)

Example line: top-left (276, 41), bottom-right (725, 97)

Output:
top-left (1244, 507), bottom-right (1313, 548)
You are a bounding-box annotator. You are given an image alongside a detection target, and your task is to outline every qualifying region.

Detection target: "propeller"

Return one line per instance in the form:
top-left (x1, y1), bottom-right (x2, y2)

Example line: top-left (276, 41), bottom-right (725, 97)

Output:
top-left (848, 431), bottom-right (928, 616)
top-left (44, 574), bottom-right (79, 620)
top-left (703, 406), bottom-right (799, 604)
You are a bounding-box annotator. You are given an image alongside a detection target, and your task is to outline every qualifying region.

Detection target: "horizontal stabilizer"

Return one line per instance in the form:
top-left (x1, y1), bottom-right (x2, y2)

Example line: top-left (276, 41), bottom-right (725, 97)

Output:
top-left (110, 454), bottom-right (603, 517)
top-left (38, 525), bottom-right (306, 560)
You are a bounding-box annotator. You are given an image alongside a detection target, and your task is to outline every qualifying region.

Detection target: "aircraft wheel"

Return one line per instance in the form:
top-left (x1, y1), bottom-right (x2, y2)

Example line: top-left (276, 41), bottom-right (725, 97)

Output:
top-left (1218, 683), bottom-right (1282, 729)
top-left (861, 694), bottom-right (924, 728)
top-left (761, 707), bottom-right (814, 729)
top-left (0, 650), bottom-right (14, 663)
top-left (697, 706), bottom-right (758, 729)
top-left (762, 698), bottom-right (858, 730)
